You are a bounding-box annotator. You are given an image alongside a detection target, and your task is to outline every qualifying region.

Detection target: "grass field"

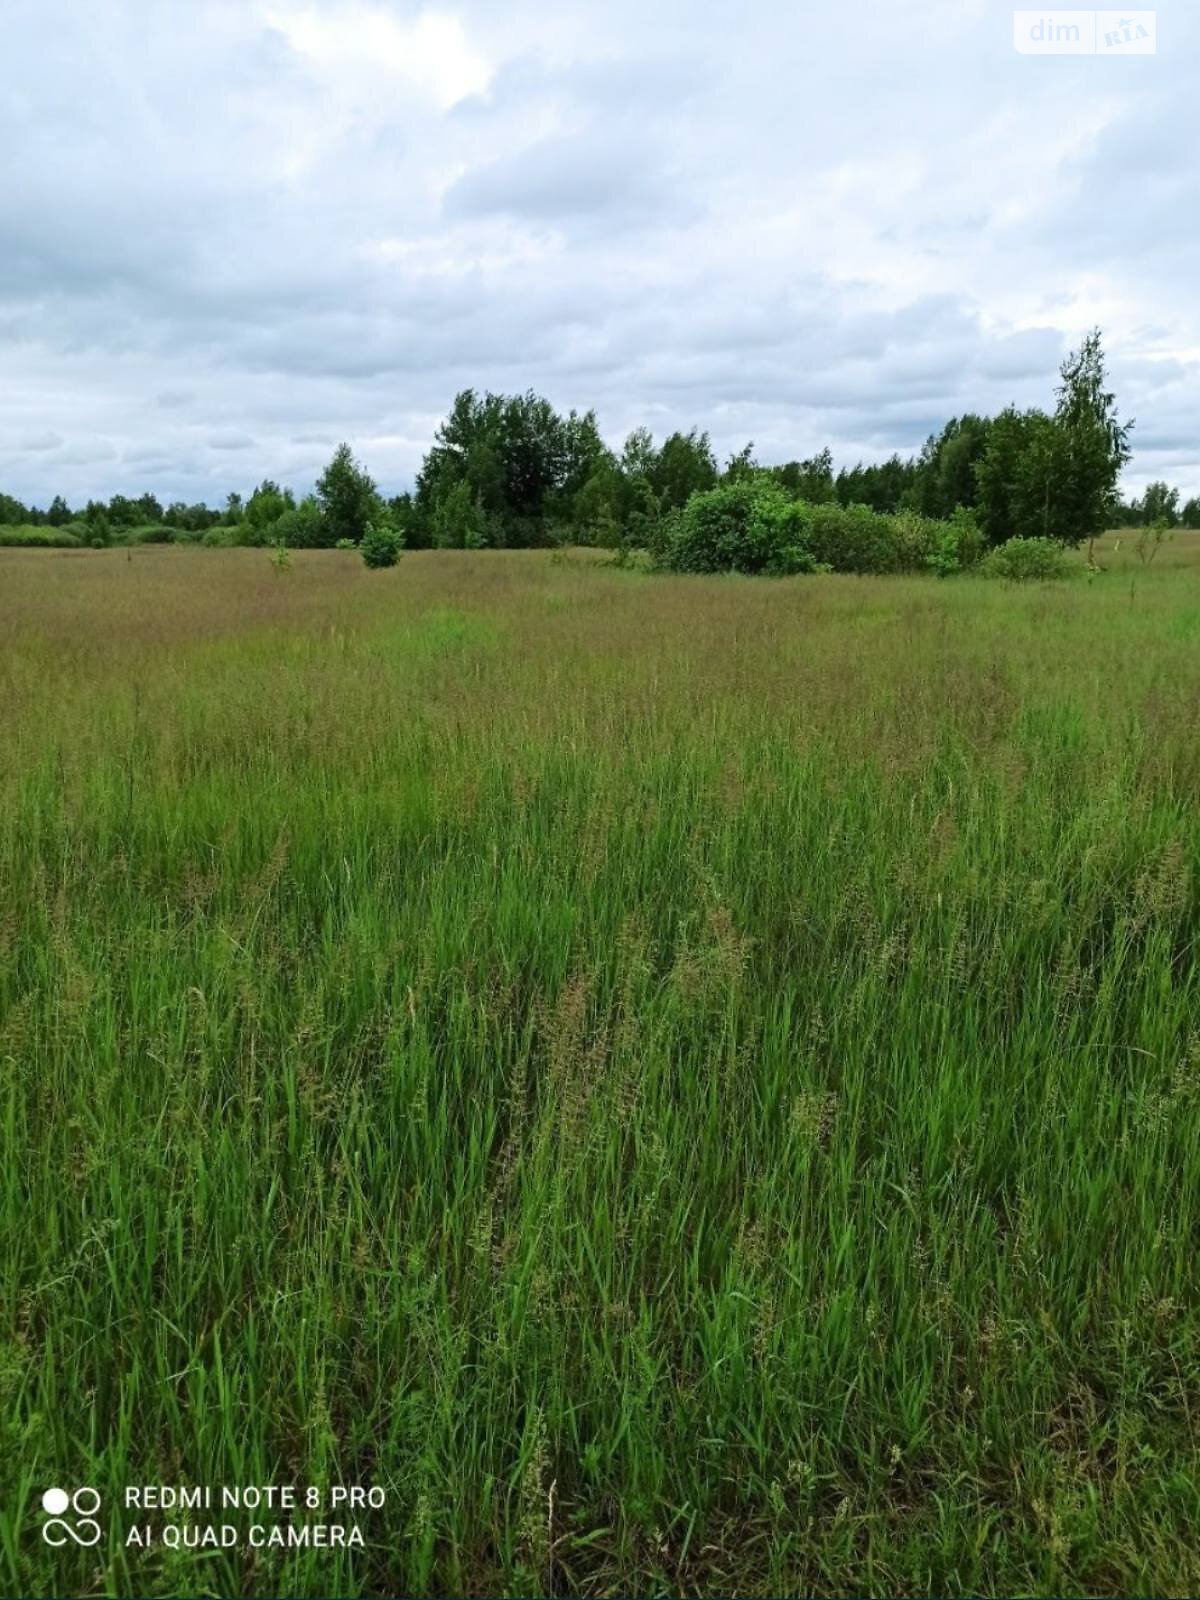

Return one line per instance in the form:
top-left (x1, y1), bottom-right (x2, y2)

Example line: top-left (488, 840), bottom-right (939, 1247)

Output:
top-left (2, 538), bottom-right (1199, 1598)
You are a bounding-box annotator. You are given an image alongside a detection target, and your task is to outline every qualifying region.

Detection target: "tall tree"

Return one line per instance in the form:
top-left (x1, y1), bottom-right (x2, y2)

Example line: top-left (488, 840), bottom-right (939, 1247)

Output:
top-left (655, 430), bottom-right (719, 508)
top-left (1138, 481), bottom-right (1180, 527)
top-left (1052, 329), bottom-right (1133, 554)
top-left (316, 445), bottom-right (377, 545)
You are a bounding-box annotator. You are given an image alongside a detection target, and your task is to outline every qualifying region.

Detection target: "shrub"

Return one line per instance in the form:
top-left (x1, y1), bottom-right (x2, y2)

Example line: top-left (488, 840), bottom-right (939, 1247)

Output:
top-left (0, 525), bottom-right (83, 548)
top-left (360, 522), bottom-right (401, 569)
top-left (924, 506), bottom-right (985, 577)
top-left (981, 535), bottom-right (1073, 581)
top-left (659, 487), bottom-right (998, 579)
top-left (268, 498), bottom-right (327, 549)
top-left (805, 503), bottom-right (906, 574)
top-left (664, 483), bottom-right (823, 575)
top-left (773, 544), bottom-right (832, 575)
top-left (334, 538), bottom-right (357, 551)
top-left (659, 486), bottom-right (985, 578)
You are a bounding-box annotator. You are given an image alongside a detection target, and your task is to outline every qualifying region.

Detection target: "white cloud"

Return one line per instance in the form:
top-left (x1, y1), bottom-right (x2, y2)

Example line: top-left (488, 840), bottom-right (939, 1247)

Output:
top-left (263, 4), bottom-right (494, 109)
top-left (0, 0), bottom-right (1197, 504)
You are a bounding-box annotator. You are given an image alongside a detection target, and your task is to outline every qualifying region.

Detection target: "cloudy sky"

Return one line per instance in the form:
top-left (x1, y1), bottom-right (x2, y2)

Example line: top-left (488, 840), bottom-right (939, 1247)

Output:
top-left (1, 0), bottom-right (1196, 506)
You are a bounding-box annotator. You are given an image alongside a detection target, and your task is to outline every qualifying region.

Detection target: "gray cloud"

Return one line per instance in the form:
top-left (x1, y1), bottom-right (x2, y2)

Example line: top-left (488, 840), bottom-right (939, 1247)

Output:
top-left (1, 0), bottom-right (1197, 507)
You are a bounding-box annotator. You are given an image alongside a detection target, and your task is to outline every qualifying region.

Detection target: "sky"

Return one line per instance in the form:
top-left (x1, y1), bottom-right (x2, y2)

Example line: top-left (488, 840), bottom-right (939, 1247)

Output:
top-left (1, 0), bottom-right (1197, 507)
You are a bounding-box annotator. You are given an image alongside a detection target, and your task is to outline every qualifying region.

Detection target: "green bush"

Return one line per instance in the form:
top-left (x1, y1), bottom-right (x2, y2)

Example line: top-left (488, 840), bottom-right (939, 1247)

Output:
top-left (334, 538), bottom-right (357, 551)
top-left (664, 483), bottom-right (825, 575)
top-left (360, 521), bottom-right (401, 569)
top-left (660, 485), bottom-right (978, 578)
top-left (268, 498), bottom-right (327, 549)
top-left (981, 535), bottom-right (1073, 581)
top-left (924, 506), bottom-right (986, 577)
top-left (0, 525), bottom-right (83, 548)
top-left (805, 503), bottom-right (907, 574)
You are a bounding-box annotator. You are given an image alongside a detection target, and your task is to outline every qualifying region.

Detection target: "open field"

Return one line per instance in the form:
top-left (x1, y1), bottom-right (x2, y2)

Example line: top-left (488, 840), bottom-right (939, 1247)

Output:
top-left (2, 541), bottom-right (1199, 1597)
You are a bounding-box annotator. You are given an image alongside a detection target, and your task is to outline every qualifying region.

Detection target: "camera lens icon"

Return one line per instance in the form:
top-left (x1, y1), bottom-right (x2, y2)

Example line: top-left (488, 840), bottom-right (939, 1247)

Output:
top-left (41, 1487), bottom-right (102, 1547)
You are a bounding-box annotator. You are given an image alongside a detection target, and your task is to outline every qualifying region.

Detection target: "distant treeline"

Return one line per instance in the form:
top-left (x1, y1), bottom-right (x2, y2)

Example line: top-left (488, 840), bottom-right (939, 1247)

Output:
top-left (5, 330), bottom-right (1185, 553)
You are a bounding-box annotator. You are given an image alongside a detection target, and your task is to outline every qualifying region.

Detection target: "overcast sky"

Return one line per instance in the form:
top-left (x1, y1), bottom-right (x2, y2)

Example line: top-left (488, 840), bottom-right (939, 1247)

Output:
top-left (1, 0), bottom-right (1196, 506)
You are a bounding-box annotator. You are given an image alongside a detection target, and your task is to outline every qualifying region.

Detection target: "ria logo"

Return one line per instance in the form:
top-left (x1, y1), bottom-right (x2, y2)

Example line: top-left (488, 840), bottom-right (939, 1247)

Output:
top-left (1013, 10), bottom-right (1157, 54)
top-left (40, 1487), bottom-right (102, 1547)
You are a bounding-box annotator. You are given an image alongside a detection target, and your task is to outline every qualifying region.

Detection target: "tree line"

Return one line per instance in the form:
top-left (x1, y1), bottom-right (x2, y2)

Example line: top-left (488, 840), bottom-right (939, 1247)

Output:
top-left (4, 331), bottom-right (1188, 553)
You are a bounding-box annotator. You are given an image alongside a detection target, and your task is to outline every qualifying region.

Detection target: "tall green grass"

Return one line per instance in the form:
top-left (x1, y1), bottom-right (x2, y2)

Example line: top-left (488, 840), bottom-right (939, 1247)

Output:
top-left (1, 545), bottom-right (1198, 1596)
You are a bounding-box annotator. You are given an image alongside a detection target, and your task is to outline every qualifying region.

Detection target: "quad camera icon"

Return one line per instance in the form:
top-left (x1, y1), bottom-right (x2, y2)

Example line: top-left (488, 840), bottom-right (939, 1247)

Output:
top-left (41, 1487), bottom-right (102, 1547)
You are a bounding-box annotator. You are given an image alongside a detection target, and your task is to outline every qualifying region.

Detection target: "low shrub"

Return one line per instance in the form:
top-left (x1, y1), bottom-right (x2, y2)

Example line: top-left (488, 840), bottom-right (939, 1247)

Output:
top-left (0, 525), bottom-right (83, 548)
top-left (924, 506), bottom-right (986, 577)
top-left (360, 522), bottom-right (401, 569)
top-left (664, 483), bottom-right (829, 576)
top-left (334, 538), bottom-right (357, 551)
top-left (267, 498), bottom-right (326, 549)
top-left (660, 484), bottom-right (978, 578)
top-left (807, 503), bottom-right (909, 574)
top-left (981, 536), bottom-right (1073, 581)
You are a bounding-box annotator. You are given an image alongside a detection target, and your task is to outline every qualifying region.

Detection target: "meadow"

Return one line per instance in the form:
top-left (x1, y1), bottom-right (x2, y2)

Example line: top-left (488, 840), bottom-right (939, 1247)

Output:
top-left (1, 537), bottom-right (1198, 1597)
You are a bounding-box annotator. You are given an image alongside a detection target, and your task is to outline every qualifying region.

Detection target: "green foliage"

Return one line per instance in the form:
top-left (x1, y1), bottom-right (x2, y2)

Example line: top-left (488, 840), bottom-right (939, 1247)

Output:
top-left (0, 331), bottom-right (1161, 563)
top-left (163, 500), bottom-right (221, 533)
top-left (360, 520), bottom-right (401, 568)
top-left (244, 479), bottom-right (295, 541)
top-left (1052, 328), bottom-right (1132, 547)
top-left (1182, 496), bottom-right (1200, 530)
top-left (416, 389), bottom-right (599, 548)
top-left (974, 333), bottom-right (1132, 550)
top-left (723, 441), bottom-right (758, 482)
top-left (981, 535), bottom-right (1073, 581)
top-left (773, 446), bottom-right (836, 503)
top-left (387, 491), bottom-right (423, 548)
top-left (83, 503), bottom-right (112, 547)
top-left (1135, 519), bottom-right (1169, 567)
top-left (572, 459), bottom-right (624, 547)
top-left (431, 479), bottom-right (488, 550)
top-left (663, 481), bottom-right (789, 573)
top-left (924, 506), bottom-right (985, 576)
top-left (0, 492), bottom-right (29, 524)
top-left (974, 407), bottom-right (1050, 547)
top-left (913, 415), bottom-right (993, 519)
top-left (0, 524), bottom-right (83, 547)
top-left (804, 502), bottom-right (908, 574)
top-left (655, 428), bottom-right (719, 507)
top-left (334, 537), bottom-right (357, 550)
top-left (1135, 481), bottom-right (1181, 528)
top-left (662, 485), bottom-right (984, 578)
top-left (835, 453), bottom-right (921, 512)
top-left (317, 443), bottom-right (378, 546)
top-left (268, 496), bottom-right (326, 549)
